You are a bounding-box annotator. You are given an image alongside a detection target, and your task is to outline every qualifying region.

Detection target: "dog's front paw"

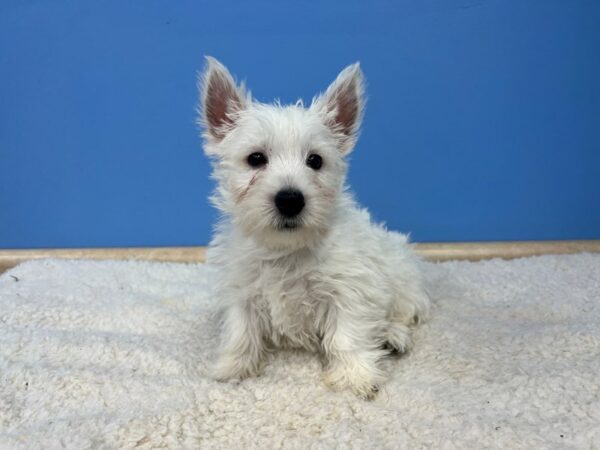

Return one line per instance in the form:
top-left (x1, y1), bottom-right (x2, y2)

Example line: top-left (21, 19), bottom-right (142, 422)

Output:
top-left (211, 354), bottom-right (262, 382)
top-left (322, 358), bottom-right (384, 400)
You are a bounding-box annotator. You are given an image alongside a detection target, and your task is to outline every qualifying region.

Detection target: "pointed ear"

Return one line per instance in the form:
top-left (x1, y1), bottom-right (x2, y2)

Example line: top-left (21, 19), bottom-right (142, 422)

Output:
top-left (198, 56), bottom-right (247, 142)
top-left (312, 63), bottom-right (365, 154)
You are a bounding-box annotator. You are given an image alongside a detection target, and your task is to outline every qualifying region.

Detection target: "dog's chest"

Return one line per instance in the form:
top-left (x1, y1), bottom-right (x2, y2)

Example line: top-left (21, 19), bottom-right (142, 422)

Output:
top-left (255, 260), bottom-right (326, 350)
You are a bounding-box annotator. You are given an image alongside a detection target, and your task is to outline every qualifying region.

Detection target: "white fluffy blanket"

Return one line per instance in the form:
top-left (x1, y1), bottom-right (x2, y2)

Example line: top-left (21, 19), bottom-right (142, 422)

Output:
top-left (1, 254), bottom-right (599, 449)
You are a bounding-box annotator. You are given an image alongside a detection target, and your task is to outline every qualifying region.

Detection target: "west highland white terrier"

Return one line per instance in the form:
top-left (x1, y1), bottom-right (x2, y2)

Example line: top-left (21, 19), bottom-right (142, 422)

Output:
top-left (199, 57), bottom-right (430, 399)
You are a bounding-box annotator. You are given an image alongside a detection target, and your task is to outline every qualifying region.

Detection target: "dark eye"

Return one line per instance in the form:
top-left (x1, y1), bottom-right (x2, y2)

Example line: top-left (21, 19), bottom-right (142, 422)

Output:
top-left (306, 154), bottom-right (323, 170)
top-left (247, 152), bottom-right (268, 168)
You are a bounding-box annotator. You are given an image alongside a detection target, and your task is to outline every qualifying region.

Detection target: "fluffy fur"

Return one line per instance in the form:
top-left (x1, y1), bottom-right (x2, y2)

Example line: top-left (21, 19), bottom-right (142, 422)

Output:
top-left (199, 57), bottom-right (430, 399)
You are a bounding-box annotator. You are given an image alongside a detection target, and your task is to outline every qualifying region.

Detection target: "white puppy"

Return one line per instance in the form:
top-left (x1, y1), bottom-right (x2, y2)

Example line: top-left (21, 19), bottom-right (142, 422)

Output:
top-left (199, 57), bottom-right (429, 399)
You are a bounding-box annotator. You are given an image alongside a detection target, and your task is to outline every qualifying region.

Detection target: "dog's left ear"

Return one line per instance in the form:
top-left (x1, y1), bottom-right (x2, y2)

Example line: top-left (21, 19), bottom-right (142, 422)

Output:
top-left (312, 63), bottom-right (365, 154)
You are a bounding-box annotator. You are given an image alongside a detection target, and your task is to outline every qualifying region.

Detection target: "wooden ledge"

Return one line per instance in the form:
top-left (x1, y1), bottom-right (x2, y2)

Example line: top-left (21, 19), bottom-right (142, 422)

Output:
top-left (0, 247), bottom-right (207, 274)
top-left (1, 241), bottom-right (599, 273)
top-left (414, 240), bottom-right (600, 262)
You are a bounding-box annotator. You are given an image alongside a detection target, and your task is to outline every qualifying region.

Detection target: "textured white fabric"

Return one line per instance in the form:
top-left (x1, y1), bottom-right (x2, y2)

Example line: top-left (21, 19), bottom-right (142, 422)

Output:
top-left (0, 254), bottom-right (599, 449)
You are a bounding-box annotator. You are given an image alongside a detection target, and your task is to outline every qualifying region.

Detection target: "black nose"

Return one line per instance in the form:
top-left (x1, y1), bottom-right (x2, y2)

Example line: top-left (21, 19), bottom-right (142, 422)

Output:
top-left (275, 188), bottom-right (305, 218)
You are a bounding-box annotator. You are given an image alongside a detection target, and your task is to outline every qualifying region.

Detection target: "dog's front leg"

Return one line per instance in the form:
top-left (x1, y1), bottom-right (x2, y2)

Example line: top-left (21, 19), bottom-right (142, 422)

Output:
top-left (212, 302), bottom-right (267, 381)
top-left (321, 310), bottom-right (387, 400)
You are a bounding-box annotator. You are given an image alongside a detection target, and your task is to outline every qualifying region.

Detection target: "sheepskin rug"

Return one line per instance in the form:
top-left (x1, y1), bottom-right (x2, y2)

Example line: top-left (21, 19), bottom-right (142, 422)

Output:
top-left (1, 254), bottom-right (599, 449)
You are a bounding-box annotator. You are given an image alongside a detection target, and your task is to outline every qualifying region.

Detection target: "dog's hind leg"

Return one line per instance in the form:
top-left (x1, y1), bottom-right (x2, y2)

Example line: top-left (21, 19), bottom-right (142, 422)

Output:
top-left (383, 322), bottom-right (412, 355)
top-left (384, 275), bottom-right (430, 354)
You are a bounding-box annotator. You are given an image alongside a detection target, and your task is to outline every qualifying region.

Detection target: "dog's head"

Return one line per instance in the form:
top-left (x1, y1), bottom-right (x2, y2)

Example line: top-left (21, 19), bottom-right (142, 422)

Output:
top-left (199, 57), bottom-right (364, 250)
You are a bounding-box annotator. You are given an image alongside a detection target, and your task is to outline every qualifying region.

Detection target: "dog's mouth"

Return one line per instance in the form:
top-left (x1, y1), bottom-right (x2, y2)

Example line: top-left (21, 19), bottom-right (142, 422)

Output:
top-left (276, 219), bottom-right (302, 231)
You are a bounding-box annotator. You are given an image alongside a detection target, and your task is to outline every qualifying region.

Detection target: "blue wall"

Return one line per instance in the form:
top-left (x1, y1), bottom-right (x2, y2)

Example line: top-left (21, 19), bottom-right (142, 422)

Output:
top-left (1, 0), bottom-right (599, 248)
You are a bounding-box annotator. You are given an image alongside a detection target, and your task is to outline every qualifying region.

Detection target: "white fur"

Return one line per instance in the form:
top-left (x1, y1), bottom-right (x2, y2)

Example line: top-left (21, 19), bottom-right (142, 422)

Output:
top-left (199, 57), bottom-right (430, 399)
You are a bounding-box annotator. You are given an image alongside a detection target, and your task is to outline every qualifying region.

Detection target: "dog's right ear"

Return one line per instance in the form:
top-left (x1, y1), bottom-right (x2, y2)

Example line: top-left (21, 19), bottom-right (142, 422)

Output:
top-left (198, 57), bottom-right (247, 142)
